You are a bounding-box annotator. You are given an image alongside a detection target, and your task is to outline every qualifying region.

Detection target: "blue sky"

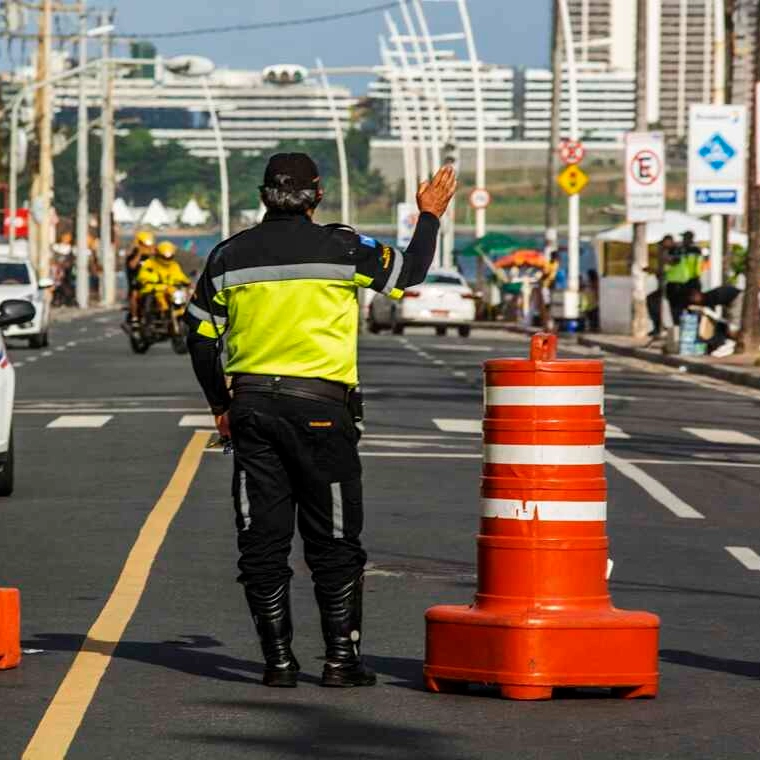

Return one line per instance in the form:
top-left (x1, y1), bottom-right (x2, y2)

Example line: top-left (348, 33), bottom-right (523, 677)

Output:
top-left (108, 1), bottom-right (551, 89)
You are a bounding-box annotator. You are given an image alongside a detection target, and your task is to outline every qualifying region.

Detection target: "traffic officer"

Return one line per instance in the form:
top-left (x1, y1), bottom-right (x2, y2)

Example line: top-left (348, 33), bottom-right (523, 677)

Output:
top-left (185, 153), bottom-right (456, 688)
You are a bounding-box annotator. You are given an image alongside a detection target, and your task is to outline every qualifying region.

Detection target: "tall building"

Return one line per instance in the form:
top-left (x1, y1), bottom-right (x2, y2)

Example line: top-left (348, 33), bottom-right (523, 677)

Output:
top-left (522, 64), bottom-right (635, 143)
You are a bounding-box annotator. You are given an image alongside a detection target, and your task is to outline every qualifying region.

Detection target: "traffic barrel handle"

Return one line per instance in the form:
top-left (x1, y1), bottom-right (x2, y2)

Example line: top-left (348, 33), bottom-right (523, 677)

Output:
top-left (530, 332), bottom-right (557, 362)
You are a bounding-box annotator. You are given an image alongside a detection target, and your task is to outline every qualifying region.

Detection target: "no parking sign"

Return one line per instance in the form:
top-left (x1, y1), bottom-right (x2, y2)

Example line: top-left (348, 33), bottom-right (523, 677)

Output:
top-left (625, 131), bottom-right (665, 223)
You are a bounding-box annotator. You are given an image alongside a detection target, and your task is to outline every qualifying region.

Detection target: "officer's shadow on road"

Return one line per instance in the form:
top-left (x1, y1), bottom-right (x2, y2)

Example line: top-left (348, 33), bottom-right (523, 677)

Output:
top-left (22, 632), bottom-right (320, 686)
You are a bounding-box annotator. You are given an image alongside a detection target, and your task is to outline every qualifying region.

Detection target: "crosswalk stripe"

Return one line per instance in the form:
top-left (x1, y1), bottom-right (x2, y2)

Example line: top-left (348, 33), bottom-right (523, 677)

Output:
top-left (684, 428), bottom-right (760, 445)
top-left (179, 414), bottom-right (215, 428)
top-left (433, 418), bottom-right (481, 434)
top-left (725, 546), bottom-right (760, 570)
top-left (47, 415), bottom-right (113, 429)
top-left (605, 424), bottom-right (630, 439)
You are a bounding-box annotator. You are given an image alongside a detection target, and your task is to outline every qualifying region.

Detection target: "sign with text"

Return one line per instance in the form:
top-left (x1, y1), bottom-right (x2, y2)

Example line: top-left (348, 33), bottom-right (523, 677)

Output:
top-left (625, 131), bottom-right (666, 223)
top-left (687, 104), bottom-right (746, 215)
top-left (396, 203), bottom-right (419, 250)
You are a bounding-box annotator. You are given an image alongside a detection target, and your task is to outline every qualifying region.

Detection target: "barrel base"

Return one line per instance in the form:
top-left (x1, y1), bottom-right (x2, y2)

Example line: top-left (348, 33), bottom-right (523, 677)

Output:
top-left (424, 603), bottom-right (659, 700)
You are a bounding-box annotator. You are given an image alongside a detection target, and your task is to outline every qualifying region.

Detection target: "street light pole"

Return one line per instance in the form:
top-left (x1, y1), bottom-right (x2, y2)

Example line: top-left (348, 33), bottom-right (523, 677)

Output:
top-left (76, 6), bottom-right (89, 310)
top-left (99, 11), bottom-right (116, 306)
top-left (711, 0), bottom-right (726, 291)
top-left (456, 0), bottom-right (487, 239)
top-left (557, 0), bottom-right (580, 320)
top-left (200, 77), bottom-right (230, 240)
top-left (316, 59), bottom-right (351, 226)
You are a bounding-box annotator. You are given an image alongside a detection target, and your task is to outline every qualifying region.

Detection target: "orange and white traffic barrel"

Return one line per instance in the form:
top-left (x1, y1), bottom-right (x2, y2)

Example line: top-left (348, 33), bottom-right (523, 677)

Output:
top-left (0, 588), bottom-right (21, 671)
top-left (424, 333), bottom-right (659, 700)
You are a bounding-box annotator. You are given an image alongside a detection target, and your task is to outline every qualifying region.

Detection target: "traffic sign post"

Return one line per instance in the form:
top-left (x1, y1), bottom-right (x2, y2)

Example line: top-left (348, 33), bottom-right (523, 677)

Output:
top-left (558, 139), bottom-right (585, 166)
top-left (625, 132), bottom-right (666, 223)
top-left (469, 188), bottom-right (491, 211)
top-left (556, 165), bottom-right (589, 196)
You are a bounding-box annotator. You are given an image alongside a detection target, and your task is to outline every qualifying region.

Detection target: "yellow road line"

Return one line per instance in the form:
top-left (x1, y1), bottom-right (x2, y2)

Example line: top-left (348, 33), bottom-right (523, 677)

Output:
top-left (23, 431), bottom-right (210, 760)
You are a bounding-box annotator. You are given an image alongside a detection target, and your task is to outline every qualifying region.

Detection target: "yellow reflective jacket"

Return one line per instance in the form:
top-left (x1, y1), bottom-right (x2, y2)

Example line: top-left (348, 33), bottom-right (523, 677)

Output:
top-left (137, 257), bottom-right (190, 293)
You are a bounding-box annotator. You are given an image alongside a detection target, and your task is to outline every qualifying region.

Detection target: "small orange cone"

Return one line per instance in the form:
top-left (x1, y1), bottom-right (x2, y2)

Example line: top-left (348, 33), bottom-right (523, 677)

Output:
top-left (0, 588), bottom-right (21, 671)
top-left (424, 334), bottom-right (660, 700)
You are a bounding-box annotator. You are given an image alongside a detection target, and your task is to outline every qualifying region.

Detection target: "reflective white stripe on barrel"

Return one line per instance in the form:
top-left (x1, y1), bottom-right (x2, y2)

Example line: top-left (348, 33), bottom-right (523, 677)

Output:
top-left (484, 444), bottom-right (605, 466)
top-left (485, 385), bottom-right (604, 408)
top-left (482, 498), bottom-right (607, 521)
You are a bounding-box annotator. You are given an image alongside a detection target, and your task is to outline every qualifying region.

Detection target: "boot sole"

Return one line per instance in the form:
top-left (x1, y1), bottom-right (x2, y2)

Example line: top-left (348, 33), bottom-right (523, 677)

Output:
top-left (263, 672), bottom-right (299, 688)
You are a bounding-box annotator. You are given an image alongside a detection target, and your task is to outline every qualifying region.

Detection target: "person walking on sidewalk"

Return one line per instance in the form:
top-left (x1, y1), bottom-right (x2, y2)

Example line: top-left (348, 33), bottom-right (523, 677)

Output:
top-left (645, 234), bottom-right (675, 337)
top-left (185, 153), bottom-right (457, 688)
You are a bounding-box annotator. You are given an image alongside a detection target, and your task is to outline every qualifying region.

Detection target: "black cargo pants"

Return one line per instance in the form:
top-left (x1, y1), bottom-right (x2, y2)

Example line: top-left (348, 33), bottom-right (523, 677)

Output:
top-left (228, 387), bottom-right (366, 595)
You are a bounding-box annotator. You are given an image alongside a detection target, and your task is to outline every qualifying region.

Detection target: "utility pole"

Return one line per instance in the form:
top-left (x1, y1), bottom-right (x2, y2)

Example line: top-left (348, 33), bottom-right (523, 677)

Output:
top-left (738, 6), bottom-right (760, 356)
top-left (631, 0), bottom-right (649, 338)
top-left (544, 0), bottom-right (562, 255)
top-left (76, 4), bottom-right (89, 309)
top-left (99, 10), bottom-right (115, 306)
top-left (711, 0), bottom-right (726, 292)
top-left (32, 0), bottom-right (54, 277)
top-left (722, 0), bottom-right (737, 282)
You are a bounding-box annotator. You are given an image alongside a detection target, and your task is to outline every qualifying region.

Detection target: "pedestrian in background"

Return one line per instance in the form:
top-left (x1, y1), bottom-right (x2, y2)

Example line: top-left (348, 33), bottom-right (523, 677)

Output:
top-left (645, 234), bottom-right (675, 337)
top-left (186, 154), bottom-right (457, 688)
top-left (665, 231), bottom-right (703, 327)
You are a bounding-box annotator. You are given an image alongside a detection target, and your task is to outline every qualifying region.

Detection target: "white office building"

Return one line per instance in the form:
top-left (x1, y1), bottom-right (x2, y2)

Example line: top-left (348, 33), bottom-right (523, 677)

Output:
top-left (51, 63), bottom-right (356, 158)
top-left (522, 64), bottom-right (636, 143)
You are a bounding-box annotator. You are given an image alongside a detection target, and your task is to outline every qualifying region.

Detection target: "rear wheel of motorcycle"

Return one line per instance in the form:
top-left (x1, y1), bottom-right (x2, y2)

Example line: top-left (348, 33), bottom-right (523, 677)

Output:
top-left (171, 322), bottom-right (189, 355)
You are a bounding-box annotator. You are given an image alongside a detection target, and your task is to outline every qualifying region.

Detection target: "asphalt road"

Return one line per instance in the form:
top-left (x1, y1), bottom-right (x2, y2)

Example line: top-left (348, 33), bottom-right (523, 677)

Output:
top-left (2, 311), bottom-right (760, 759)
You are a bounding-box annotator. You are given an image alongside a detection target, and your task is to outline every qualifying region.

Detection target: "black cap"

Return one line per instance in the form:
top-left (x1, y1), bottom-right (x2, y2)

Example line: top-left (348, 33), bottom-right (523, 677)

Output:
top-left (262, 153), bottom-right (320, 191)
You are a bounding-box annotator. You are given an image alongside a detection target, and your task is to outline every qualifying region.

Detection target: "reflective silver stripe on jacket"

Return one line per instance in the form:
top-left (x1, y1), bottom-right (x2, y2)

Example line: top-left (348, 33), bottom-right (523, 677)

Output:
top-left (382, 250), bottom-right (404, 295)
top-left (213, 263), bottom-right (356, 291)
top-left (187, 302), bottom-right (226, 325)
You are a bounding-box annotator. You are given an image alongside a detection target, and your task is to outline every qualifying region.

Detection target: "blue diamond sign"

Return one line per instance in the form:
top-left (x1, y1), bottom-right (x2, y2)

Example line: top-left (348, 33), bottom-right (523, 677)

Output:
top-left (698, 132), bottom-right (736, 171)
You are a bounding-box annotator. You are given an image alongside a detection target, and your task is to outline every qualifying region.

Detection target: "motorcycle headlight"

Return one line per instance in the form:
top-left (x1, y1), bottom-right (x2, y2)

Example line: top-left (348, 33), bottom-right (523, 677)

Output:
top-left (172, 290), bottom-right (187, 305)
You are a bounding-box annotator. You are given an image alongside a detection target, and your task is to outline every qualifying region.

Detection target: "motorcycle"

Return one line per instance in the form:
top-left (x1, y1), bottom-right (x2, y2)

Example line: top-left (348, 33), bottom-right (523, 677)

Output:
top-left (127, 284), bottom-right (190, 355)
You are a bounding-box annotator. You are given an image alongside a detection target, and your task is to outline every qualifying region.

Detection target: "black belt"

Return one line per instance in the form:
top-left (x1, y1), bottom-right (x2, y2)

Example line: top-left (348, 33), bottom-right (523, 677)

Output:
top-left (231, 374), bottom-right (350, 405)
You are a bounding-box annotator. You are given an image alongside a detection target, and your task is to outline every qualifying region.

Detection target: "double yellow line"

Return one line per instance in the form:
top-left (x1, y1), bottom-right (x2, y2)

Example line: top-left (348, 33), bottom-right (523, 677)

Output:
top-left (23, 432), bottom-right (209, 759)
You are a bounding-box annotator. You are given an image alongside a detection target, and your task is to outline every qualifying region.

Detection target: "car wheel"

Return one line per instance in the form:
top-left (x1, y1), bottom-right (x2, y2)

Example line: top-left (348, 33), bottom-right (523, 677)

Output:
top-left (28, 333), bottom-right (46, 349)
top-left (41, 331), bottom-right (49, 348)
top-left (435, 326), bottom-right (447, 336)
top-left (458, 326), bottom-right (471, 338)
top-left (392, 320), bottom-right (405, 335)
top-left (0, 429), bottom-right (14, 497)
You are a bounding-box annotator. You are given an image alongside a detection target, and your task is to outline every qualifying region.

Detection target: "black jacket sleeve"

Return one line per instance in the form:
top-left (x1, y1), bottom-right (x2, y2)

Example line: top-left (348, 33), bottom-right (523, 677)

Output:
top-left (187, 333), bottom-right (231, 416)
top-left (400, 211), bottom-right (440, 287)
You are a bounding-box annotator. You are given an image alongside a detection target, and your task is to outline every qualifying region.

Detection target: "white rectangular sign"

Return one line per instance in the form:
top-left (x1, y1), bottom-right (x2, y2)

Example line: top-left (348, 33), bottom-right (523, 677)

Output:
top-left (625, 131), bottom-right (666, 223)
top-left (396, 202), bottom-right (418, 250)
top-left (687, 104), bottom-right (747, 215)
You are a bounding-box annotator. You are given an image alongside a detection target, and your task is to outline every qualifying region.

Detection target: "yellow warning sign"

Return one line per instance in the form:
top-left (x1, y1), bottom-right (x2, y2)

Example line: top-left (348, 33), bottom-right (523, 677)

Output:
top-left (557, 165), bottom-right (589, 195)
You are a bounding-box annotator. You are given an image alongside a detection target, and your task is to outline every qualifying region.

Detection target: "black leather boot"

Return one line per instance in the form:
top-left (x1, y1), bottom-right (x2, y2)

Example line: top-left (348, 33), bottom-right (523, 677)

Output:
top-left (245, 584), bottom-right (300, 687)
top-left (315, 575), bottom-right (376, 687)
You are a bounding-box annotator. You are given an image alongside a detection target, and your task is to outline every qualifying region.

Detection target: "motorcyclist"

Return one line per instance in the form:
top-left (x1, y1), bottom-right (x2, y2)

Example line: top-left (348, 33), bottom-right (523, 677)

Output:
top-left (136, 241), bottom-right (191, 316)
top-left (126, 231), bottom-right (157, 322)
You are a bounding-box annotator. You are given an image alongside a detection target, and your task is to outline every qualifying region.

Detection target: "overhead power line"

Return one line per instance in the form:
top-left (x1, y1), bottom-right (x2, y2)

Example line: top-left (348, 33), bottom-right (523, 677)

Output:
top-left (116, 2), bottom-right (399, 40)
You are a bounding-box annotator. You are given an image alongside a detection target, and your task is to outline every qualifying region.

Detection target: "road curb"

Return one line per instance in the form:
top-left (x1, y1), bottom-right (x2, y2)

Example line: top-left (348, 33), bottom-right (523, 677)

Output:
top-left (577, 335), bottom-right (760, 390)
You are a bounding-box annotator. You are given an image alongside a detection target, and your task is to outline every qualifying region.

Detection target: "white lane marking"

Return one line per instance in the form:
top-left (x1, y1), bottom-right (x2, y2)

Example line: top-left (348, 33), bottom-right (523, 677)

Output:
top-left (363, 434), bottom-right (478, 440)
top-left (486, 385), bottom-right (603, 407)
top-left (433, 359), bottom-right (445, 365)
top-left (485, 444), bottom-right (604, 466)
top-left (362, 439), bottom-right (476, 451)
top-left (482, 499), bottom-right (606, 521)
top-left (18, 407), bottom-right (209, 414)
top-left (67, 341), bottom-right (77, 347)
top-left (684, 428), bottom-right (760, 445)
top-left (47, 415), bottom-right (113, 429)
top-left (42, 350), bottom-right (53, 357)
top-left (625, 459), bottom-right (760, 467)
top-left (452, 371), bottom-right (467, 377)
top-left (430, 344), bottom-right (494, 352)
top-left (13, 362), bottom-right (24, 368)
top-left (55, 346), bottom-right (66, 352)
top-left (605, 394), bottom-right (640, 401)
top-left (725, 547), bottom-right (760, 571)
top-left (25, 356), bottom-right (38, 363)
top-left (433, 418), bottom-right (481, 434)
top-left (605, 451), bottom-right (705, 519)
top-left (606, 424), bottom-right (631, 440)
top-left (360, 452), bottom-right (481, 459)
top-left (179, 414), bottom-right (215, 428)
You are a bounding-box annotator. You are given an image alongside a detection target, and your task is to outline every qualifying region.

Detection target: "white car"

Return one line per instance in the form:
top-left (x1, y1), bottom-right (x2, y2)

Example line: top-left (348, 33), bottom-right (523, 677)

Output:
top-left (368, 268), bottom-right (477, 337)
top-left (0, 299), bottom-right (37, 496)
top-left (0, 256), bottom-right (53, 348)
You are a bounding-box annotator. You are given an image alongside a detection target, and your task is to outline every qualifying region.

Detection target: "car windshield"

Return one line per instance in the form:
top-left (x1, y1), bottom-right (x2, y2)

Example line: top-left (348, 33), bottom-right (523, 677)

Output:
top-left (0, 263), bottom-right (31, 285)
top-left (424, 274), bottom-right (462, 286)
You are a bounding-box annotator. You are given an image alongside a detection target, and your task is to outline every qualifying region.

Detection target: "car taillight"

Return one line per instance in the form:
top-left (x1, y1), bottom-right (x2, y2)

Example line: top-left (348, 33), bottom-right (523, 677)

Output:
top-left (404, 290), bottom-right (421, 298)
top-left (461, 293), bottom-right (476, 299)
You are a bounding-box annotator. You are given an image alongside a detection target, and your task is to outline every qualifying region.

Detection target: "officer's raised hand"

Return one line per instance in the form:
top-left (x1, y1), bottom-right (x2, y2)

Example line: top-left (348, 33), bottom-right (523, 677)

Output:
top-left (416, 165), bottom-right (458, 218)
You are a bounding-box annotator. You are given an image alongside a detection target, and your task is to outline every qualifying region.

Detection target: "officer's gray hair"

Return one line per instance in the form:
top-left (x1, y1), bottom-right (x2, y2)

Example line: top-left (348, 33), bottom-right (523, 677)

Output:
top-left (260, 186), bottom-right (318, 213)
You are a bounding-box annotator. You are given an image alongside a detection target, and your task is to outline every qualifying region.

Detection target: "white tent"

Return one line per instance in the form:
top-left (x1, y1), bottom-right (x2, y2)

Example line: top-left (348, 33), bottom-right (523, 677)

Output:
top-left (112, 197), bottom-right (135, 225)
top-left (140, 198), bottom-right (171, 228)
top-left (180, 198), bottom-right (209, 227)
top-left (595, 210), bottom-right (748, 248)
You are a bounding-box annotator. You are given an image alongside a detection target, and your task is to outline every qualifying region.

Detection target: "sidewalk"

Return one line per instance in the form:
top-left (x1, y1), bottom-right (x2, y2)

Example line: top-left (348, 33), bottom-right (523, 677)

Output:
top-left (577, 333), bottom-right (760, 390)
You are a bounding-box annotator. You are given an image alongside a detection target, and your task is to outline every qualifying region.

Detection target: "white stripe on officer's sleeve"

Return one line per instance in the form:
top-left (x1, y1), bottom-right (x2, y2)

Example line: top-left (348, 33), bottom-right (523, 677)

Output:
top-left (382, 250), bottom-right (404, 294)
top-left (331, 482), bottom-right (344, 539)
top-left (187, 301), bottom-right (226, 325)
